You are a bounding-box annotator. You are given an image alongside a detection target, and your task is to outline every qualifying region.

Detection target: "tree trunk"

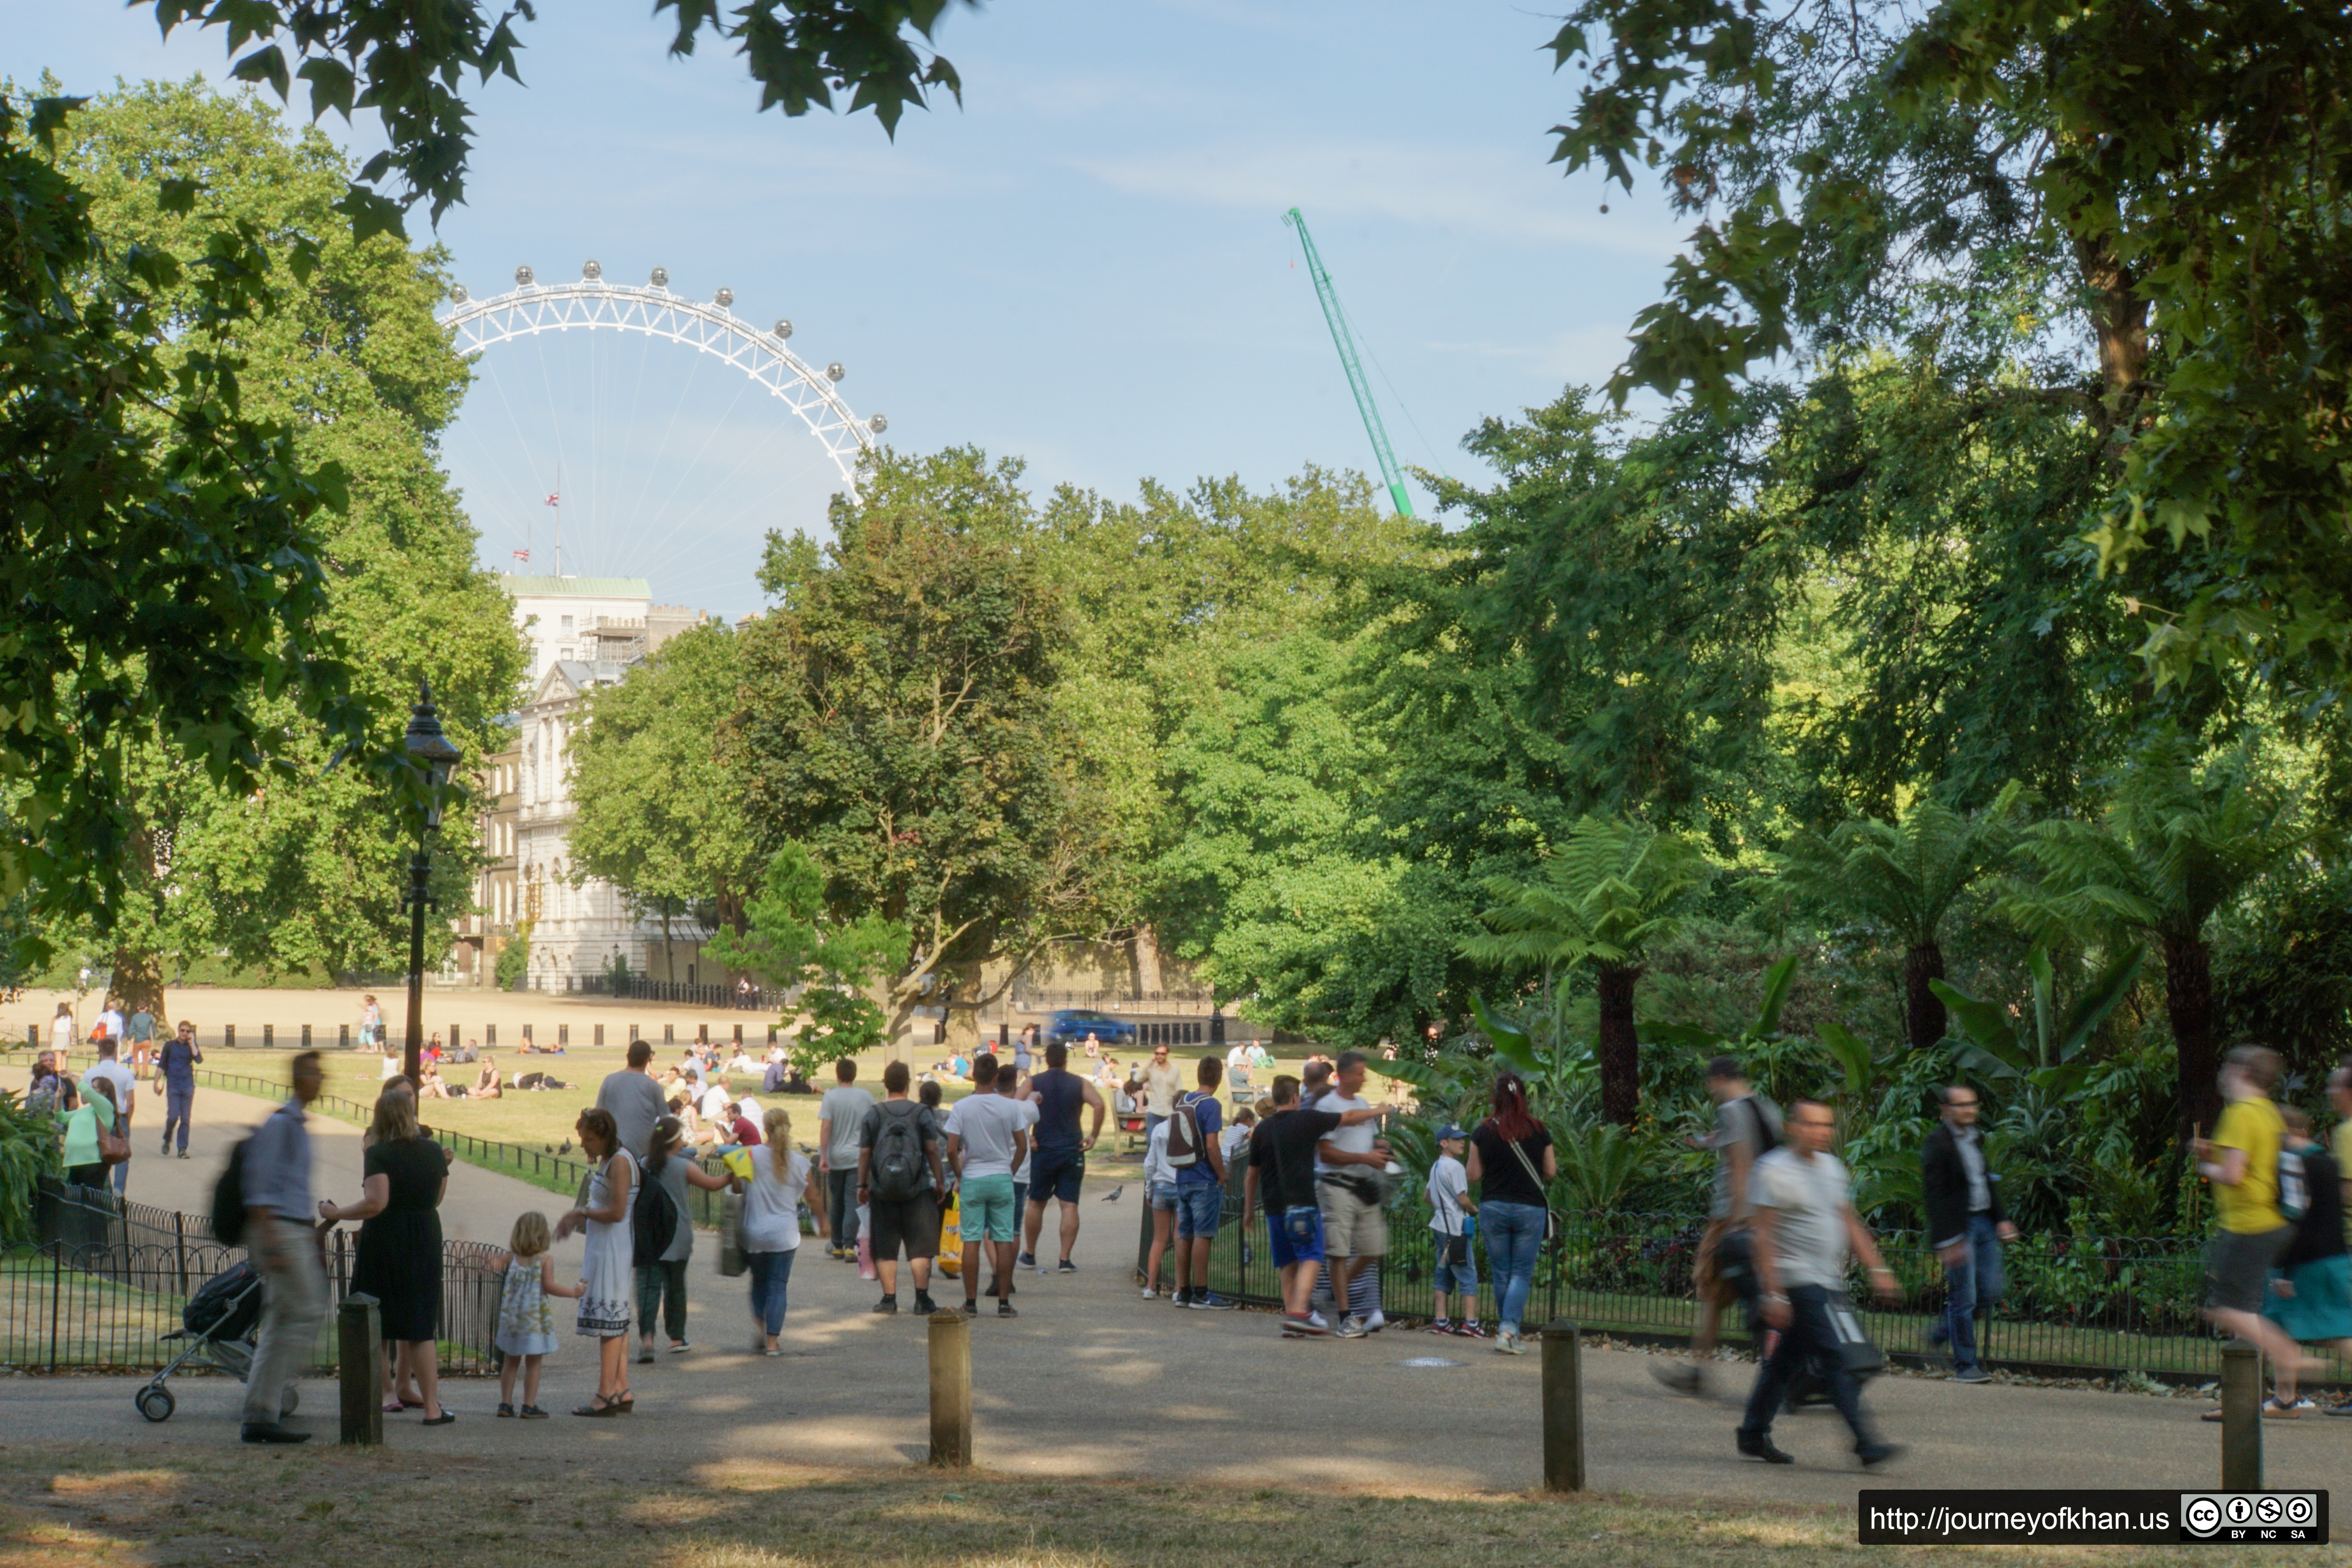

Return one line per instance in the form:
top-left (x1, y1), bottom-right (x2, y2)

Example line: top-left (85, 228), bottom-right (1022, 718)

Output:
top-left (1596, 963), bottom-right (1641, 1127)
top-left (943, 960), bottom-right (985, 1056)
top-left (713, 877), bottom-right (749, 985)
top-left (2074, 233), bottom-right (2149, 433)
top-left (1903, 940), bottom-right (1948, 1053)
top-left (2164, 933), bottom-right (2220, 1142)
top-left (109, 944), bottom-right (166, 1023)
top-left (1129, 924), bottom-right (1164, 999)
top-left (662, 904), bottom-right (675, 984)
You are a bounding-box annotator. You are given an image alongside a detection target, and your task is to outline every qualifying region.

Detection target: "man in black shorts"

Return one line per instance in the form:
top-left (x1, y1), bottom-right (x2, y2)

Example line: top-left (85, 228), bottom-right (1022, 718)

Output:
top-left (858, 1060), bottom-right (947, 1315)
top-left (1022, 1040), bottom-right (1106, 1273)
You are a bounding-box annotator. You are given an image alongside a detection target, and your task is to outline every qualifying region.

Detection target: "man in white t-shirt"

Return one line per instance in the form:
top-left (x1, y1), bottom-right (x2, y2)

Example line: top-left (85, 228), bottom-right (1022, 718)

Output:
top-left (1738, 1099), bottom-right (1903, 1468)
top-left (1225, 1040), bottom-right (1252, 1090)
top-left (698, 1078), bottom-right (732, 1125)
top-left (943, 1054), bottom-right (1036, 1315)
top-left (83, 1036), bottom-right (140, 1197)
top-left (1313, 1050), bottom-right (1392, 1338)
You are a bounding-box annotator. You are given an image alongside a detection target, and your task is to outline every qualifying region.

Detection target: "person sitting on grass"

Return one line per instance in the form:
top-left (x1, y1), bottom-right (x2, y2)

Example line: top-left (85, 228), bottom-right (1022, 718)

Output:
top-left (473, 1053), bottom-right (502, 1099)
top-left (419, 1059), bottom-right (451, 1099)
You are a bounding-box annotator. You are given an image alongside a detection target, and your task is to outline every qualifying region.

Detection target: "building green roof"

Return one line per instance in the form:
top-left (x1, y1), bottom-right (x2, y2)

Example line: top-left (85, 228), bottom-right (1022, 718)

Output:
top-left (497, 574), bottom-right (651, 598)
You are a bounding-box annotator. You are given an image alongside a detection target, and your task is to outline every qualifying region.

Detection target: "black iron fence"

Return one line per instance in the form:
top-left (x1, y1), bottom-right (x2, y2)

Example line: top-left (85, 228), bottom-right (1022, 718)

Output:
top-left (1177, 1171), bottom-right (2346, 1388)
top-left (9, 1182), bottom-right (508, 1374)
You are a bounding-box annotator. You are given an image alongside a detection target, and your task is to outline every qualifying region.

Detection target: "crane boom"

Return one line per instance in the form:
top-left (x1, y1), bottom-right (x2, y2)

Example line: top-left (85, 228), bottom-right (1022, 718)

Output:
top-left (1283, 207), bottom-right (1414, 517)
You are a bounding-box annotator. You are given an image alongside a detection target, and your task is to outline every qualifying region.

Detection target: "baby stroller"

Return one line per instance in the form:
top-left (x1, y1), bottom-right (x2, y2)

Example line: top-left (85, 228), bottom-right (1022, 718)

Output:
top-left (134, 1261), bottom-right (297, 1423)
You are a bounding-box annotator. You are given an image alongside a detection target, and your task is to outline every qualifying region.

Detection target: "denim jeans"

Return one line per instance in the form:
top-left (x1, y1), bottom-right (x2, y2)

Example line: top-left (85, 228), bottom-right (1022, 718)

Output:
top-left (1481, 1200), bottom-right (1546, 1334)
top-left (747, 1247), bottom-right (798, 1335)
top-left (635, 1258), bottom-right (689, 1344)
top-left (163, 1085), bottom-right (195, 1152)
top-left (1739, 1283), bottom-right (1879, 1448)
top-left (1939, 1213), bottom-right (2006, 1372)
top-left (826, 1167), bottom-right (859, 1248)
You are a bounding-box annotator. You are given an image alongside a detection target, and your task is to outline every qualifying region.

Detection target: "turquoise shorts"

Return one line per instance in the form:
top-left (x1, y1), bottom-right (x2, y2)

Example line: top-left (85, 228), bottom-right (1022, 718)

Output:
top-left (958, 1174), bottom-right (1019, 1244)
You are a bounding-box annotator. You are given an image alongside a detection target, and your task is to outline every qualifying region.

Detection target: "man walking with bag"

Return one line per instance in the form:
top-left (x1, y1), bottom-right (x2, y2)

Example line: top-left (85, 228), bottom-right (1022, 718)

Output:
top-left (1657, 1056), bottom-right (1779, 1394)
top-left (1922, 1084), bottom-right (2018, 1382)
top-left (1737, 1099), bottom-right (1903, 1468)
top-left (240, 1052), bottom-right (325, 1444)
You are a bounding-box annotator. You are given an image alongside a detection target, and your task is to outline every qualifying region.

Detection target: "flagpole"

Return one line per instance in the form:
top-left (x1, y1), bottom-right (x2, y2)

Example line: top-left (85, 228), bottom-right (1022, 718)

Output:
top-left (553, 461), bottom-right (563, 577)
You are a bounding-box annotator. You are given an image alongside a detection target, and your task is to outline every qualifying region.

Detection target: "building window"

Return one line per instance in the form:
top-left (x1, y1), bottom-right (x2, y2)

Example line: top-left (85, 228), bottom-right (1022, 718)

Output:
top-left (560, 615), bottom-right (575, 634)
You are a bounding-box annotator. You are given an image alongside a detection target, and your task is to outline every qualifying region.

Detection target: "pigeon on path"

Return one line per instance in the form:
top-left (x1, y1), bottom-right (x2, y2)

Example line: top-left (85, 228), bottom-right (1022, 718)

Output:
top-left (1100, 1185), bottom-right (1123, 1202)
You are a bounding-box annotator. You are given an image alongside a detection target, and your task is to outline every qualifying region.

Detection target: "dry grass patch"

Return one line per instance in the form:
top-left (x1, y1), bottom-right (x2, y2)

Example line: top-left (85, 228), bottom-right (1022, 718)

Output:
top-left (0, 1446), bottom-right (2320, 1568)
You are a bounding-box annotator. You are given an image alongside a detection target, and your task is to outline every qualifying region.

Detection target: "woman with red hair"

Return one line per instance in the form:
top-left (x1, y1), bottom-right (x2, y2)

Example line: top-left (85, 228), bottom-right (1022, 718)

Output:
top-left (1466, 1071), bottom-right (1556, 1355)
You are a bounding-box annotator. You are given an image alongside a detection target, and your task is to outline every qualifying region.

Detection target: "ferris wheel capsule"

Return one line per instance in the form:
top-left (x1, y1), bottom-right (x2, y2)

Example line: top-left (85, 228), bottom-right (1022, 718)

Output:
top-left (514, 265), bottom-right (534, 287)
top-left (826, 362), bottom-right (845, 382)
top-left (715, 287), bottom-right (734, 309)
top-left (448, 282), bottom-right (469, 304)
top-left (650, 266), bottom-right (669, 288)
top-left (868, 414), bottom-right (887, 434)
top-left (582, 259), bottom-right (602, 280)
top-left (773, 319), bottom-right (793, 340)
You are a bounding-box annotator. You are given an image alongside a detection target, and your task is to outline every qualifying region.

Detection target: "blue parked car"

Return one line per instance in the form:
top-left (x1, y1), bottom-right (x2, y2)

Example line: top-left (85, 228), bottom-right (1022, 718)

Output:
top-left (1044, 1009), bottom-right (1137, 1052)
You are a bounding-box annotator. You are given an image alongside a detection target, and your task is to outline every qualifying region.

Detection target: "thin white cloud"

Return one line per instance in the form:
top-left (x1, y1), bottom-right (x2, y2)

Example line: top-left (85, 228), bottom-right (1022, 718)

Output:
top-left (1073, 137), bottom-right (1682, 257)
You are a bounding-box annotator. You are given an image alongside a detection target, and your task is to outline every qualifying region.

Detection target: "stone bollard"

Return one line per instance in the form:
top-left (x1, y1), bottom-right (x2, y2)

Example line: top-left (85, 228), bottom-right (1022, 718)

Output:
top-left (339, 1293), bottom-right (384, 1446)
top-left (1540, 1317), bottom-right (1586, 1492)
top-left (929, 1307), bottom-right (972, 1466)
top-left (2220, 1337), bottom-right (2263, 1491)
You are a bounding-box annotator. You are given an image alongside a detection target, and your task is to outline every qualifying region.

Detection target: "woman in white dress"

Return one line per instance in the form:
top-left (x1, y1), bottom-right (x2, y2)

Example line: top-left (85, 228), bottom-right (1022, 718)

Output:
top-left (554, 1106), bottom-right (636, 1415)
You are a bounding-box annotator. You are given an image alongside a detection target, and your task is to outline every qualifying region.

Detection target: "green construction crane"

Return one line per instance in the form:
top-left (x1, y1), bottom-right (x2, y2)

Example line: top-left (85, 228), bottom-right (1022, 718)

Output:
top-left (1284, 206), bottom-right (1413, 516)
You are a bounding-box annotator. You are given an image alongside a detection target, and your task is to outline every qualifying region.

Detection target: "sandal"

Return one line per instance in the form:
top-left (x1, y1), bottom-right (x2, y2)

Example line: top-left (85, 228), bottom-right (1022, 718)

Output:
top-left (573, 1394), bottom-right (625, 1417)
top-left (520, 1405), bottom-right (549, 1419)
top-left (421, 1409), bottom-right (457, 1427)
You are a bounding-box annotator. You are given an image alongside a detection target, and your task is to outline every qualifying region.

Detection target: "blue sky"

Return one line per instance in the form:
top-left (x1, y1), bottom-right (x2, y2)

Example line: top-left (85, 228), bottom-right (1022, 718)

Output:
top-left (11, 0), bottom-right (1685, 621)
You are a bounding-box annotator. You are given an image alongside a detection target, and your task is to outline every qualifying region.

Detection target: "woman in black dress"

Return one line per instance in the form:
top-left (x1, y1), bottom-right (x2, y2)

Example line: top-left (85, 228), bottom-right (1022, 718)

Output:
top-left (322, 1084), bottom-right (454, 1425)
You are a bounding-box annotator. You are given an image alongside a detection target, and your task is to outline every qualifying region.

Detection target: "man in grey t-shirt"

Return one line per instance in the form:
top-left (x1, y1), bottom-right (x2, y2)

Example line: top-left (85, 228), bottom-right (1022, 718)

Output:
top-left (596, 1039), bottom-right (668, 1159)
top-left (817, 1057), bottom-right (875, 1258)
top-left (1658, 1057), bottom-right (1781, 1394)
top-left (1737, 1099), bottom-right (1903, 1468)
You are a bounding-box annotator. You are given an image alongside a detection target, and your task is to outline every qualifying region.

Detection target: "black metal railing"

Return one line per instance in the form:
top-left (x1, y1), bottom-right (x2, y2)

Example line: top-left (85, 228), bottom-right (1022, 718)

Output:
top-left (9, 1183), bottom-right (510, 1373)
top-left (1181, 1174), bottom-right (2346, 1387)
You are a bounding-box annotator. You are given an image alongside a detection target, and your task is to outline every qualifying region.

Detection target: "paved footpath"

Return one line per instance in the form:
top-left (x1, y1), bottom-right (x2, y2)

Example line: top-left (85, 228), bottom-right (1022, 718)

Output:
top-left (26, 1088), bottom-right (2347, 1505)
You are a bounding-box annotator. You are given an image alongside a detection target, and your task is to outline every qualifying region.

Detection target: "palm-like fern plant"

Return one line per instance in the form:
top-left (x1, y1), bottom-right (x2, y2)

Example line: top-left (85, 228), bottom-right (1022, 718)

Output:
top-left (1463, 815), bottom-right (1708, 1125)
top-left (1771, 781), bottom-right (2026, 1053)
top-left (2004, 740), bottom-right (2316, 1139)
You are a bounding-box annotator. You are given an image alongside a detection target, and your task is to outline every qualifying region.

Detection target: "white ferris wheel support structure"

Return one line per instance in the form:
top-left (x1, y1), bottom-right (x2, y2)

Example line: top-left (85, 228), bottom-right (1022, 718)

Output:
top-left (437, 261), bottom-right (884, 493)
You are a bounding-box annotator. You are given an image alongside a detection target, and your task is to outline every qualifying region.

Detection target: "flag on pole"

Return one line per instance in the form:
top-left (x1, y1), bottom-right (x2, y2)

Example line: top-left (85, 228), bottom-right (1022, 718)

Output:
top-left (545, 493), bottom-right (560, 506)
top-left (512, 549), bottom-right (530, 563)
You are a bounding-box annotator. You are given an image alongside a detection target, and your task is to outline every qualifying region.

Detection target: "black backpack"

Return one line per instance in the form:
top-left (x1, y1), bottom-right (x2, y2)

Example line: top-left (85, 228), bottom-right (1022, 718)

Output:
top-left (631, 1158), bottom-right (679, 1266)
top-left (869, 1103), bottom-right (928, 1201)
top-left (1737, 1094), bottom-right (1783, 1156)
top-left (211, 1134), bottom-right (252, 1249)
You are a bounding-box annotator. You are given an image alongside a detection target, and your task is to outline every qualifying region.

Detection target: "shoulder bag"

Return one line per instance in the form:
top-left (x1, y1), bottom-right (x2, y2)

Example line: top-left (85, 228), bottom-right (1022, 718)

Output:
top-left (1504, 1133), bottom-right (1560, 1244)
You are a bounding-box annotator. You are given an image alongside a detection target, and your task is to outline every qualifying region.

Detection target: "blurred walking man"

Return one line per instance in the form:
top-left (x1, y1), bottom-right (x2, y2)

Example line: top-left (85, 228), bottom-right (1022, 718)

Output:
top-left (1657, 1056), bottom-right (1779, 1394)
top-left (241, 1052), bottom-right (324, 1443)
top-left (1737, 1099), bottom-right (1903, 1468)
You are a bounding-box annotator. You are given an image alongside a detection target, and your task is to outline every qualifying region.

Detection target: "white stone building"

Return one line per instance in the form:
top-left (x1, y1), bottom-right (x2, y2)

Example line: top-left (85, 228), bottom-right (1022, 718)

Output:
top-left (456, 576), bottom-right (715, 990)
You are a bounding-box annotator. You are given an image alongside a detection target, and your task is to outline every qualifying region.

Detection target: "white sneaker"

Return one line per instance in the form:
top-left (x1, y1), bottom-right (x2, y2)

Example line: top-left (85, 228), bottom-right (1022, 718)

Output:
top-left (1334, 1315), bottom-right (1369, 1340)
top-left (1140, 1288), bottom-right (1158, 1300)
top-left (1362, 1310), bottom-right (1386, 1333)
top-left (1308, 1310), bottom-right (1329, 1331)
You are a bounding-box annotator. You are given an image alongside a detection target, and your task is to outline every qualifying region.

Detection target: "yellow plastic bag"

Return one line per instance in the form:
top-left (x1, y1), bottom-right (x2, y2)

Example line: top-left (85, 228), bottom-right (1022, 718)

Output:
top-left (720, 1147), bottom-right (757, 1182)
top-left (937, 1191), bottom-right (963, 1279)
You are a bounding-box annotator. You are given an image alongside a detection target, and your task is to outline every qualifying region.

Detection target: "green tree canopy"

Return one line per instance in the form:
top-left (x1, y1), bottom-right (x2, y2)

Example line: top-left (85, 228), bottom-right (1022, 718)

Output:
top-left (567, 621), bottom-right (760, 977)
top-left (730, 447), bottom-right (1121, 1047)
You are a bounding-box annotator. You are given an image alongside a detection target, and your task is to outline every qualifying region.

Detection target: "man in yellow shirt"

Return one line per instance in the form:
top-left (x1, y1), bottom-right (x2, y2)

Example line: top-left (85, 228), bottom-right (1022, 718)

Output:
top-left (2194, 1045), bottom-right (2307, 1417)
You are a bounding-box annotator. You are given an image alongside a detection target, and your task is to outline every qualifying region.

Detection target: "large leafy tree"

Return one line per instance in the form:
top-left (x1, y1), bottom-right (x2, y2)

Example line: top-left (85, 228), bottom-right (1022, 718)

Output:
top-left (1464, 816), bottom-right (1709, 1125)
top-left (1, 90), bottom-right (366, 970)
top-left (1771, 782), bottom-right (2026, 1053)
top-left (25, 83), bottom-right (524, 1006)
top-left (1545, 0), bottom-right (2352, 697)
top-left (567, 621), bottom-right (760, 979)
top-left (728, 447), bottom-right (1121, 1050)
top-left (9, 2), bottom-right (981, 960)
top-left (2005, 739), bottom-right (2317, 1138)
top-left (704, 843), bottom-right (908, 1073)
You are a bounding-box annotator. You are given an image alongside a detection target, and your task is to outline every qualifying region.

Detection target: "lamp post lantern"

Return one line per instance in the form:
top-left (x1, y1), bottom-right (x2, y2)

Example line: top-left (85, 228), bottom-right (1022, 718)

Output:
top-left (401, 680), bottom-right (462, 1084)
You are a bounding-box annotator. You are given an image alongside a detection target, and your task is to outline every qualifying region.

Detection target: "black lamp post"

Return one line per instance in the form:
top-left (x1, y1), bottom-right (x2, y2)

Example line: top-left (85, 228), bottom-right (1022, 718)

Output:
top-left (401, 680), bottom-right (462, 1084)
